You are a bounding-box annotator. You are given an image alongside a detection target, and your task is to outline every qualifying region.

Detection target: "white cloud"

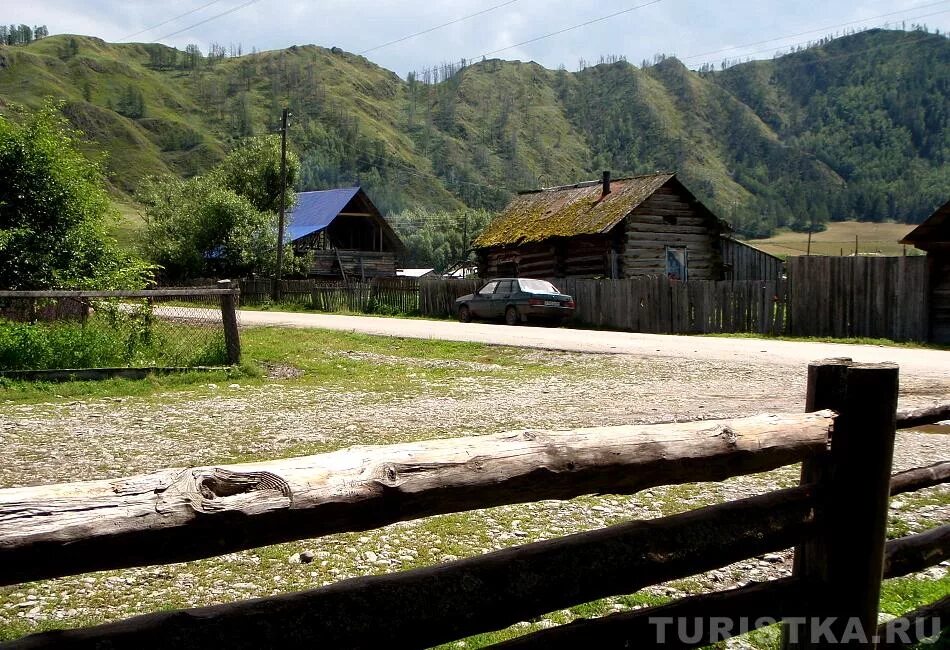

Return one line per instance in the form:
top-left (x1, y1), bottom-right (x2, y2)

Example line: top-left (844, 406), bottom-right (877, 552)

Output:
top-left (4, 0), bottom-right (948, 77)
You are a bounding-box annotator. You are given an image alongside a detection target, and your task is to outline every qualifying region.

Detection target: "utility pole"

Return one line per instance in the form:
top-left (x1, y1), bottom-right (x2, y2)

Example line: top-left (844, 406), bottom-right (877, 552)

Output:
top-left (462, 213), bottom-right (469, 257)
top-left (273, 108), bottom-right (289, 301)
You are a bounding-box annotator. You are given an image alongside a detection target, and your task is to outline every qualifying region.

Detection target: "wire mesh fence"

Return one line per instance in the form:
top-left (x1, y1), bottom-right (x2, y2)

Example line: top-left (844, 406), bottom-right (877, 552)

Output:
top-left (0, 289), bottom-right (240, 372)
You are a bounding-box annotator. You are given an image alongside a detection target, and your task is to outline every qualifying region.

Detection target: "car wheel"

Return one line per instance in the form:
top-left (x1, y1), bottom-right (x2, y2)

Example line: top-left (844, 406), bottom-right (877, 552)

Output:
top-left (458, 305), bottom-right (472, 323)
top-left (504, 306), bottom-right (519, 326)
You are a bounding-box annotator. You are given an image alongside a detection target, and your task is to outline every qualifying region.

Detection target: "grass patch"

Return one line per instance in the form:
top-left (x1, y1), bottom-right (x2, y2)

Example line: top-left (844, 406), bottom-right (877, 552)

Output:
top-left (880, 574), bottom-right (950, 617)
top-left (747, 221), bottom-right (921, 258)
top-left (0, 326), bottom-right (549, 403)
top-left (0, 306), bottom-right (228, 371)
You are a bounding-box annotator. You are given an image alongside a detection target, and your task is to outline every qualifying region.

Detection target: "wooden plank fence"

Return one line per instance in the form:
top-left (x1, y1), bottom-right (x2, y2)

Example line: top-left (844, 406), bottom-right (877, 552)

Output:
top-left (553, 277), bottom-right (788, 336)
top-left (239, 277), bottom-right (420, 314)
top-left (786, 256), bottom-right (929, 341)
top-left (238, 255), bottom-right (929, 341)
top-left (2, 361), bottom-right (947, 648)
top-left (721, 237), bottom-right (786, 283)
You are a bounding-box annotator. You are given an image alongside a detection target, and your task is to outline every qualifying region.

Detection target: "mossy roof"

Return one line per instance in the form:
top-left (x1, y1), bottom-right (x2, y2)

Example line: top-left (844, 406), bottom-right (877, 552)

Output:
top-left (475, 173), bottom-right (675, 248)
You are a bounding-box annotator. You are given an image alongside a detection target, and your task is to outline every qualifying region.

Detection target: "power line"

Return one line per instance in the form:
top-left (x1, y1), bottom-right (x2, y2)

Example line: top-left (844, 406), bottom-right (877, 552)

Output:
top-left (707, 9), bottom-right (950, 65)
top-left (359, 0), bottom-right (522, 55)
top-left (154, 0), bottom-right (266, 42)
top-left (120, 0), bottom-right (227, 41)
top-left (467, 0), bottom-right (665, 61)
top-left (682, 0), bottom-right (950, 61)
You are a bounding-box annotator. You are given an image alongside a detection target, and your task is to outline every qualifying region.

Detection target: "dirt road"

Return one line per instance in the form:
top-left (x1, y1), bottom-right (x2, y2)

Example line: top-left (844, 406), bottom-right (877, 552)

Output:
top-left (235, 310), bottom-right (950, 381)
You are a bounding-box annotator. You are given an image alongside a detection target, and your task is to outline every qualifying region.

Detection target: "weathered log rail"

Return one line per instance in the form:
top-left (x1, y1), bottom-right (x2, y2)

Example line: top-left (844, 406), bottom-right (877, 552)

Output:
top-left (896, 403), bottom-right (950, 429)
top-left (6, 487), bottom-right (819, 649)
top-left (1, 360), bottom-right (947, 649)
top-left (0, 411), bottom-right (833, 585)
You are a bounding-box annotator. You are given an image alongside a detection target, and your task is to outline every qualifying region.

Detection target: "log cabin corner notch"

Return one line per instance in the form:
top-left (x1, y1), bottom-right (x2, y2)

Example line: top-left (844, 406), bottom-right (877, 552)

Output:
top-left (287, 187), bottom-right (406, 279)
top-left (474, 172), bottom-right (730, 280)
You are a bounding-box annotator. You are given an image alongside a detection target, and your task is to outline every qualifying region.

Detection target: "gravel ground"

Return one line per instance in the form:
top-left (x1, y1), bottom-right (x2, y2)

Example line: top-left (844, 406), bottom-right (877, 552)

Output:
top-left (1, 346), bottom-right (948, 645)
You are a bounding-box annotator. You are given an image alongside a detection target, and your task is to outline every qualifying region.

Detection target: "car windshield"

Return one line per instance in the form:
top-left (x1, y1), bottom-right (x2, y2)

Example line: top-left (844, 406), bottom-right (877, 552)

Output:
top-left (518, 279), bottom-right (560, 294)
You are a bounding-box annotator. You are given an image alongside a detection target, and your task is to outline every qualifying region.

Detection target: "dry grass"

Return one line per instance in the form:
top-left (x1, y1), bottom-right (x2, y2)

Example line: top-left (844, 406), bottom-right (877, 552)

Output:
top-left (748, 221), bottom-right (922, 258)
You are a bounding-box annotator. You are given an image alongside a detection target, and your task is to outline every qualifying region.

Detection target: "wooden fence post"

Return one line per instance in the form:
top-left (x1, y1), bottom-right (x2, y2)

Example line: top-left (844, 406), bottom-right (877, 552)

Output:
top-left (784, 358), bottom-right (899, 649)
top-left (218, 279), bottom-right (241, 365)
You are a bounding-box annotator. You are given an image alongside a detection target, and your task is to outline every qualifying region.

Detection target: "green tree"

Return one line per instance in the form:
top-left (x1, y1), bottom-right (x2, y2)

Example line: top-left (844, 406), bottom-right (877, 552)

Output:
top-left (0, 104), bottom-right (152, 289)
top-left (212, 134), bottom-right (299, 213)
top-left (140, 135), bottom-right (302, 280)
top-left (388, 207), bottom-right (493, 272)
top-left (139, 175), bottom-right (275, 281)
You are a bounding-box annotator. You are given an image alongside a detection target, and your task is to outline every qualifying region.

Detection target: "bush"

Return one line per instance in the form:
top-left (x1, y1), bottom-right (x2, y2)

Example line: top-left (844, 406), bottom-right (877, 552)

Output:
top-left (0, 314), bottom-right (227, 370)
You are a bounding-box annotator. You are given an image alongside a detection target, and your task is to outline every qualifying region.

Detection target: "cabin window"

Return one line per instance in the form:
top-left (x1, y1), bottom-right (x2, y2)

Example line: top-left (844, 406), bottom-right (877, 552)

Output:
top-left (666, 246), bottom-right (688, 281)
top-left (663, 215), bottom-right (678, 225)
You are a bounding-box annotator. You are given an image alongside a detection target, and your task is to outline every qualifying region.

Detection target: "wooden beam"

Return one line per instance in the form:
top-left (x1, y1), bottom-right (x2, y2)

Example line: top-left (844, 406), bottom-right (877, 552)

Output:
top-left (876, 595), bottom-right (949, 649)
top-left (784, 359), bottom-right (899, 649)
top-left (218, 280), bottom-right (241, 365)
top-left (896, 403), bottom-right (950, 429)
top-left (494, 523), bottom-right (950, 650)
top-left (489, 578), bottom-right (810, 649)
top-left (0, 411), bottom-right (833, 586)
top-left (7, 486), bottom-right (819, 650)
top-left (0, 289), bottom-right (239, 299)
top-left (889, 461), bottom-right (950, 495)
top-left (882, 524), bottom-right (950, 579)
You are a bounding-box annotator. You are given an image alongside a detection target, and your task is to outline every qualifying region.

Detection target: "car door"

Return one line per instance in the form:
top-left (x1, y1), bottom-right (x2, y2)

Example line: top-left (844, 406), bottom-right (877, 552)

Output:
top-left (469, 281), bottom-right (497, 318)
top-left (490, 280), bottom-right (514, 319)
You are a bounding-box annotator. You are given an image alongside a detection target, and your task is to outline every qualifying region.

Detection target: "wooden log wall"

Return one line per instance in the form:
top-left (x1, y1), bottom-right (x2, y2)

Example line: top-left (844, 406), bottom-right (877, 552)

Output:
top-left (622, 187), bottom-right (724, 280)
top-left (721, 237), bottom-right (786, 283)
top-left (308, 250), bottom-right (397, 279)
top-left (929, 254), bottom-right (950, 343)
top-left (786, 256), bottom-right (929, 341)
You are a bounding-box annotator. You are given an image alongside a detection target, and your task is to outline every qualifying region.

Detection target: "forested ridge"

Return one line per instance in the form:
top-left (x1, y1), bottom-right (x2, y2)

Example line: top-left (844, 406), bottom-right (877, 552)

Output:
top-left (0, 27), bottom-right (947, 237)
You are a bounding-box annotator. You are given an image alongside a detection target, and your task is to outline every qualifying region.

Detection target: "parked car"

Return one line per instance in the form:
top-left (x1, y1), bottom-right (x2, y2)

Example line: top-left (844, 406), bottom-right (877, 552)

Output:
top-left (456, 278), bottom-right (575, 325)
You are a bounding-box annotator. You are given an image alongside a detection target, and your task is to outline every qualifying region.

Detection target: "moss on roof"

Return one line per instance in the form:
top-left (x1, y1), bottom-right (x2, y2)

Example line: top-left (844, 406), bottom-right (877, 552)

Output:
top-left (474, 173), bottom-right (675, 247)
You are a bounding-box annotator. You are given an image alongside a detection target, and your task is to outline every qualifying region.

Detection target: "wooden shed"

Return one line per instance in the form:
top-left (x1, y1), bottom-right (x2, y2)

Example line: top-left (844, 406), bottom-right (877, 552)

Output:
top-left (474, 172), bottom-right (729, 280)
top-left (287, 187), bottom-right (405, 280)
top-left (901, 199), bottom-right (950, 342)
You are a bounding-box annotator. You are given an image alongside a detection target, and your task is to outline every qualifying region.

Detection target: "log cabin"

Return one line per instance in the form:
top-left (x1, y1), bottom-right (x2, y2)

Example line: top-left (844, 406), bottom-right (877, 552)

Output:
top-left (287, 187), bottom-right (405, 279)
top-left (900, 199), bottom-right (950, 342)
top-left (474, 172), bottom-right (729, 280)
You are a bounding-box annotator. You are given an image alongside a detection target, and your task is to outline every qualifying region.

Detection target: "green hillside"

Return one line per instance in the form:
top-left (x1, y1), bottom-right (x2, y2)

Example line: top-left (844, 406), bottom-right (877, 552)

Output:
top-left (0, 29), bottom-right (947, 237)
top-left (713, 29), bottom-right (949, 230)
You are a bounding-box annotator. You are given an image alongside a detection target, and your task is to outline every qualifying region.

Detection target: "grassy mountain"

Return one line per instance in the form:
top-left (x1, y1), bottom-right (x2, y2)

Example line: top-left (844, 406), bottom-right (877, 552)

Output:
top-left (0, 29), bottom-right (947, 237)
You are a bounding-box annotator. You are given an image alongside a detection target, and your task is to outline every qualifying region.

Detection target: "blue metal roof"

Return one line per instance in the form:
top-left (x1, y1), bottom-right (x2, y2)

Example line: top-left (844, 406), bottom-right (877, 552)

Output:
top-left (286, 187), bottom-right (361, 242)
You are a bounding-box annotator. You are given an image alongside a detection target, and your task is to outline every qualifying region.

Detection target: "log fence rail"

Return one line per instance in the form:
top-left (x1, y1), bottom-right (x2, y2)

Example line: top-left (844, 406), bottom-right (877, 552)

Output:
top-left (1, 362), bottom-right (947, 648)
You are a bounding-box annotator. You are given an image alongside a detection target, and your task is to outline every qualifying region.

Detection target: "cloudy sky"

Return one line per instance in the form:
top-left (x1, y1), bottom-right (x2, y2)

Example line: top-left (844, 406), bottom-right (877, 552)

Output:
top-left (6, 0), bottom-right (950, 76)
